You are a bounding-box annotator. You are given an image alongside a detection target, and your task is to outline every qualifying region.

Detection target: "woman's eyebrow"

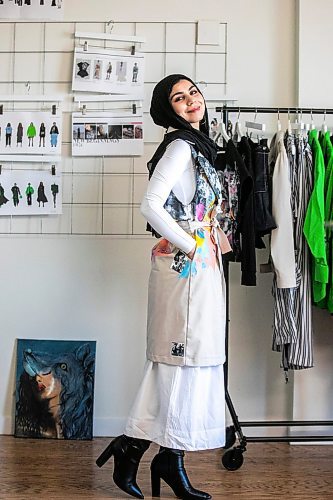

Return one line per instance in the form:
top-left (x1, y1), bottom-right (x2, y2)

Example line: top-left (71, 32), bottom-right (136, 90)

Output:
top-left (169, 85), bottom-right (196, 101)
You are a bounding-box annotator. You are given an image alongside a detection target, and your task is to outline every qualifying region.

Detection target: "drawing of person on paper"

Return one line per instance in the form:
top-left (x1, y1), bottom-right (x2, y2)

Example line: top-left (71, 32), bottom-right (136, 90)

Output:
top-left (6, 123), bottom-right (12, 147)
top-left (94, 60), bottom-right (102, 80)
top-left (26, 183), bottom-right (34, 206)
top-left (27, 122), bottom-right (36, 147)
top-left (50, 122), bottom-right (59, 147)
top-left (51, 183), bottom-right (59, 208)
top-left (37, 182), bottom-right (48, 207)
top-left (12, 183), bottom-right (22, 207)
top-left (132, 62), bottom-right (139, 82)
top-left (106, 62), bottom-right (113, 80)
top-left (0, 183), bottom-right (9, 207)
top-left (116, 61), bottom-right (127, 82)
top-left (17, 123), bottom-right (23, 147)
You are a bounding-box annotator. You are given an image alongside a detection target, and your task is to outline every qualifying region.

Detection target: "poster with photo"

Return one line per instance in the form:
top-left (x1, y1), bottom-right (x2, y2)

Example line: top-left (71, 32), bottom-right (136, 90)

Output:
top-left (0, 168), bottom-right (62, 215)
top-left (15, 338), bottom-right (96, 440)
top-left (72, 113), bottom-right (144, 156)
top-left (72, 48), bottom-right (145, 97)
top-left (0, 112), bottom-right (62, 156)
top-left (0, 0), bottom-right (64, 20)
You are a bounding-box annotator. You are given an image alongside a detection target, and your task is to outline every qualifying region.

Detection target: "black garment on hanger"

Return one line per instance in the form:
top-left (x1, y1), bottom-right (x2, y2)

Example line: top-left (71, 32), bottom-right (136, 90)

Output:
top-left (248, 138), bottom-right (276, 248)
top-left (236, 136), bottom-right (257, 285)
top-left (215, 139), bottom-right (256, 286)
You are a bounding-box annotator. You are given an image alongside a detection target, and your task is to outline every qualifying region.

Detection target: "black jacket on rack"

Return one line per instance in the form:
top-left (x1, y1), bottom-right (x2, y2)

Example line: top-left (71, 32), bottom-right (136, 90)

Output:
top-left (215, 139), bottom-right (256, 286)
top-left (248, 137), bottom-right (277, 248)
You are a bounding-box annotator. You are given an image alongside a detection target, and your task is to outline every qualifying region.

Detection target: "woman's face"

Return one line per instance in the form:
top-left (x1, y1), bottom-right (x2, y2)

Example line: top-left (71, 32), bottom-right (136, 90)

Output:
top-left (169, 79), bottom-right (205, 130)
top-left (35, 372), bottom-right (61, 400)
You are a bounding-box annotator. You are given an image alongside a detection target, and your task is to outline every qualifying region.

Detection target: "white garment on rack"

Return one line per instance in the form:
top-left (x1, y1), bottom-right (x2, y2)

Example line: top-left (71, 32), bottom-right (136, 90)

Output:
top-left (269, 131), bottom-right (296, 288)
top-left (124, 360), bottom-right (226, 451)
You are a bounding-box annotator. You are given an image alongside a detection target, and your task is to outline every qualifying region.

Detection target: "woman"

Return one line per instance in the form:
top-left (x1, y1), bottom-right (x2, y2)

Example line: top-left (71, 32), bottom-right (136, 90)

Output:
top-left (96, 75), bottom-right (228, 499)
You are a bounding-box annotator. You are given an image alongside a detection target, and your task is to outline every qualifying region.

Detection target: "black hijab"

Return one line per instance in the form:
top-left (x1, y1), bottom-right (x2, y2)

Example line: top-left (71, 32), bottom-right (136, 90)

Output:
top-left (148, 74), bottom-right (218, 179)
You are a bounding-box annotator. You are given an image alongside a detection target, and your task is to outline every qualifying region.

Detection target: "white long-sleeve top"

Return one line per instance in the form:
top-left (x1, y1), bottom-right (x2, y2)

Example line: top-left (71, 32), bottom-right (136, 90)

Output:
top-left (270, 131), bottom-right (296, 288)
top-left (141, 139), bottom-right (197, 254)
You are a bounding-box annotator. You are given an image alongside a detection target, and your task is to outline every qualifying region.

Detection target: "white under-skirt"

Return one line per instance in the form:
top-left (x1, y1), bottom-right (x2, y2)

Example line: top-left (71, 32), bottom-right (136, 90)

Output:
top-left (124, 360), bottom-right (225, 451)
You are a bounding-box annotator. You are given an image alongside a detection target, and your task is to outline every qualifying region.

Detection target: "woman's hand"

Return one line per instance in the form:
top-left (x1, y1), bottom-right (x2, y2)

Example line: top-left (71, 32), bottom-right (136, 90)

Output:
top-left (186, 245), bottom-right (196, 260)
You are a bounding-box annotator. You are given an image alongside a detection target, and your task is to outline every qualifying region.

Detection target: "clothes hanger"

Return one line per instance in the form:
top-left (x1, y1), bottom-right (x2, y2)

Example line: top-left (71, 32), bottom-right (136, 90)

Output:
top-left (310, 109), bottom-right (316, 130)
top-left (234, 108), bottom-right (243, 141)
top-left (276, 108), bottom-right (282, 132)
top-left (291, 109), bottom-right (304, 134)
top-left (215, 121), bottom-right (230, 145)
top-left (245, 108), bottom-right (266, 133)
top-left (287, 108), bottom-right (292, 134)
top-left (321, 109), bottom-right (328, 133)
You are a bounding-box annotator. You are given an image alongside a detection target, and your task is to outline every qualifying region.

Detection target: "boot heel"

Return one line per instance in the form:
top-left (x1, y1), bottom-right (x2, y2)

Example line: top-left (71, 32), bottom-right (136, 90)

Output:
top-left (151, 470), bottom-right (161, 497)
top-left (96, 442), bottom-right (114, 467)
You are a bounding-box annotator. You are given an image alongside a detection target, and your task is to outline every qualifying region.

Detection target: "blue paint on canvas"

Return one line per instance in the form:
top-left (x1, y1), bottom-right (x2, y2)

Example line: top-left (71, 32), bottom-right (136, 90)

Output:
top-left (15, 339), bottom-right (96, 440)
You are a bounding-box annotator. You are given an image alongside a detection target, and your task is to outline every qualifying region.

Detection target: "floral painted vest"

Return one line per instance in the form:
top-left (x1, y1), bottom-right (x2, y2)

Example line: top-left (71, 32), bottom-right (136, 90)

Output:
top-left (163, 144), bottom-right (222, 222)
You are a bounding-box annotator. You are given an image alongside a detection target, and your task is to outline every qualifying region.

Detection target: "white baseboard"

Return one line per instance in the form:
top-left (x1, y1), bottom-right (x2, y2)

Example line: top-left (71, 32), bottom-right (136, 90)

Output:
top-left (0, 416), bottom-right (13, 435)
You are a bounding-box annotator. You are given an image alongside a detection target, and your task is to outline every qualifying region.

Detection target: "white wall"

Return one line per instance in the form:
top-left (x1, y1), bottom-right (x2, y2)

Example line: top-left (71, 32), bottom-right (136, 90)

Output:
top-left (0, 0), bottom-right (317, 438)
top-left (292, 0), bottom-right (333, 434)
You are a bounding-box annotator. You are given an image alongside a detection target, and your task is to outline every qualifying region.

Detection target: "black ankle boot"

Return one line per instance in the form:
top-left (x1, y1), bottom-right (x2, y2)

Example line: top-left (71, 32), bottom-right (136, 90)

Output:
top-left (96, 434), bottom-right (150, 499)
top-left (150, 447), bottom-right (211, 499)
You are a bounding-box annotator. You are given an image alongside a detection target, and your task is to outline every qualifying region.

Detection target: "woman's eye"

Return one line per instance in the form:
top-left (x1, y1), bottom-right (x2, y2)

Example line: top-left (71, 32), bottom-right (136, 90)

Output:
top-left (190, 89), bottom-right (198, 95)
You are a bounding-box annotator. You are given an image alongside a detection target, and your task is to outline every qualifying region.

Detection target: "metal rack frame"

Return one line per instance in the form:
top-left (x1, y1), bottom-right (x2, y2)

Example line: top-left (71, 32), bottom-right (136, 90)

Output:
top-left (217, 105), bottom-right (333, 471)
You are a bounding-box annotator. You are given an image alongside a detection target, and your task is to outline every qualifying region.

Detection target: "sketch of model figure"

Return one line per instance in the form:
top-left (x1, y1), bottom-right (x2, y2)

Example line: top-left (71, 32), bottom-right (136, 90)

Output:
top-left (37, 182), bottom-right (48, 207)
top-left (0, 183), bottom-right (9, 207)
top-left (77, 61), bottom-right (89, 79)
top-left (94, 60), bottom-right (102, 80)
top-left (50, 122), bottom-right (59, 147)
top-left (5, 123), bottom-right (12, 147)
top-left (106, 62), bottom-right (112, 80)
top-left (132, 62), bottom-right (139, 82)
top-left (25, 183), bottom-right (34, 206)
top-left (116, 61), bottom-right (127, 82)
top-left (11, 183), bottom-right (22, 207)
top-left (51, 183), bottom-right (59, 208)
top-left (17, 123), bottom-right (23, 146)
top-left (39, 123), bottom-right (46, 147)
top-left (27, 122), bottom-right (36, 147)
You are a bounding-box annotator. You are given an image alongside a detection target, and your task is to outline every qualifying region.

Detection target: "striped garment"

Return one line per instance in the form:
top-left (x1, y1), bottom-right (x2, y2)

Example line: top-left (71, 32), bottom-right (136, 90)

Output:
top-left (271, 133), bottom-right (313, 370)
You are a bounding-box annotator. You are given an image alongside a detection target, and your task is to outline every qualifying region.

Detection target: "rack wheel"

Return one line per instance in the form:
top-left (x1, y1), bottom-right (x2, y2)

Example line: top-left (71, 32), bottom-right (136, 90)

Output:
top-left (222, 448), bottom-right (244, 471)
top-left (224, 426), bottom-right (236, 449)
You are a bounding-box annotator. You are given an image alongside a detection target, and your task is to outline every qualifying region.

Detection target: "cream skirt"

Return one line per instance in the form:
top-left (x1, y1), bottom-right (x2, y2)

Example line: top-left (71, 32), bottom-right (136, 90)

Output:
top-left (124, 360), bottom-right (226, 451)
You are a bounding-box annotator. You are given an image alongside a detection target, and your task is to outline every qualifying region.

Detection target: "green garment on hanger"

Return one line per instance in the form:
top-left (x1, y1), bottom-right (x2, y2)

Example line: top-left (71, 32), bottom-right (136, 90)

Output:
top-left (319, 130), bottom-right (333, 191)
top-left (317, 132), bottom-right (333, 310)
top-left (303, 129), bottom-right (328, 304)
top-left (325, 169), bottom-right (333, 312)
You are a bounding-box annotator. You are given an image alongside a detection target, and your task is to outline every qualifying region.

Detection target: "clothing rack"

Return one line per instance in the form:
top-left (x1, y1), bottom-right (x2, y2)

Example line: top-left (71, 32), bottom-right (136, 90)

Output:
top-left (216, 106), bottom-right (333, 114)
top-left (217, 106), bottom-right (333, 471)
